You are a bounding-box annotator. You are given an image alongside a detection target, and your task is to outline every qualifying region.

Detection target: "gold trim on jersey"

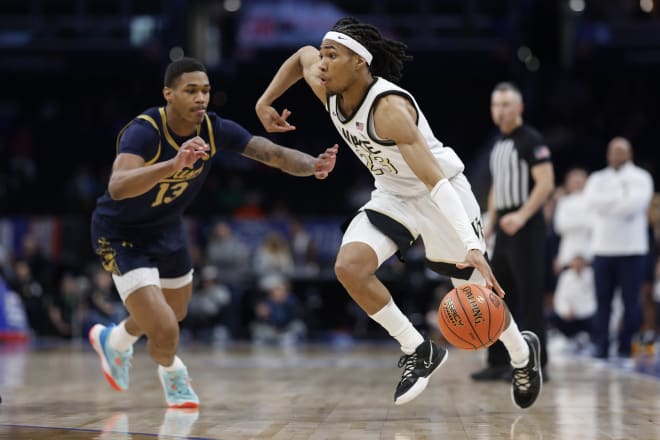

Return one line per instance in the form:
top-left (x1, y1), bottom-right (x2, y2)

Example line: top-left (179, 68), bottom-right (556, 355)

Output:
top-left (203, 113), bottom-right (217, 157)
top-left (136, 115), bottom-right (161, 165)
top-left (159, 107), bottom-right (183, 151)
top-left (115, 115), bottom-right (162, 165)
top-left (137, 114), bottom-right (159, 131)
top-left (158, 107), bottom-right (214, 161)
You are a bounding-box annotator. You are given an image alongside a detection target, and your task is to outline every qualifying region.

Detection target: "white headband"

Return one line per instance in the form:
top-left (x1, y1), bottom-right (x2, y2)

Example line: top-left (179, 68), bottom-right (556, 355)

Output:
top-left (323, 31), bottom-right (373, 65)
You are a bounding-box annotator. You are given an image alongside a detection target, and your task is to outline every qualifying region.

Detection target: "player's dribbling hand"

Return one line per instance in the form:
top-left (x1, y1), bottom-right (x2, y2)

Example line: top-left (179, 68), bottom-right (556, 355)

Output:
top-left (456, 249), bottom-right (506, 298)
top-left (255, 103), bottom-right (296, 133)
top-left (313, 144), bottom-right (338, 179)
top-left (174, 136), bottom-right (210, 170)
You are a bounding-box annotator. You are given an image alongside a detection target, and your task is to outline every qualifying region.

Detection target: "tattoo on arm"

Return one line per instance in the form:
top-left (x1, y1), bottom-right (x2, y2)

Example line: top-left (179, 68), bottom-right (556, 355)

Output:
top-left (243, 136), bottom-right (315, 176)
top-left (243, 136), bottom-right (281, 164)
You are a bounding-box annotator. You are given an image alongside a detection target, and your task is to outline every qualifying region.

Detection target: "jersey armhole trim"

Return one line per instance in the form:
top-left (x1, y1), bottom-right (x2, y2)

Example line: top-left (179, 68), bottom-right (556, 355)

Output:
top-left (367, 91), bottom-right (419, 147)
top-left (136, 114), bottom-right (162, 165)
top-left (114, 114), bottom-right (162, 165)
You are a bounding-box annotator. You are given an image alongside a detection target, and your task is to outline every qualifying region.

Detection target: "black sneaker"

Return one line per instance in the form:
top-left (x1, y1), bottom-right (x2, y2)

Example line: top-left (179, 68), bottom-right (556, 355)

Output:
top-left (470, 365), bottom-right (513, 381)
top-left (511, 331), bottom-right (543, 409)
top-left (394, 339), bottom-right (447, 405)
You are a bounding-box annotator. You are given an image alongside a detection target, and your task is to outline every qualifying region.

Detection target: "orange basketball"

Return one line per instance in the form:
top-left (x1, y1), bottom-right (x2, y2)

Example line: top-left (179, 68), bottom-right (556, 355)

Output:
top-left (437, 283), bottom-right (506, 350)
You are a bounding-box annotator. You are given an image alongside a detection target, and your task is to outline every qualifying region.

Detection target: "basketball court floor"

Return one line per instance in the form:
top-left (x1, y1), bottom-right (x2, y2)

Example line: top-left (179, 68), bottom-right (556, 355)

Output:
top-left (1, 339), bottom-right (660, 439)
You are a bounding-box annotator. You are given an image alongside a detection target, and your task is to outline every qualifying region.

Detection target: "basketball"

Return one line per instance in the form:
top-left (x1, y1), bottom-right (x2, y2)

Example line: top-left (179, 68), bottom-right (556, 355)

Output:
top-left (437, 283), bottom-right (506, 350)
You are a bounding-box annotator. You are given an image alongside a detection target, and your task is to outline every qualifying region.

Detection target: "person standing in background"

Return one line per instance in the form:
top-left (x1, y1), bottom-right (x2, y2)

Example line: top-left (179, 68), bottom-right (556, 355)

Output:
top-left (471, 82), bottom-right (555, 381)
top-left (553, 168), bottom-right (592, 274)
top-left (583, 137), bottom-right (653, 359)
top-left (550, 167), bottom-right (596, 347)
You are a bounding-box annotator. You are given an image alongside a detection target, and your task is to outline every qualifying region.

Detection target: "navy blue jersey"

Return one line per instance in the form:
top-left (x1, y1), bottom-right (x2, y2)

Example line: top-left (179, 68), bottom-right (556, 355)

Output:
top-left (94, 106), bottom-right (251, 227)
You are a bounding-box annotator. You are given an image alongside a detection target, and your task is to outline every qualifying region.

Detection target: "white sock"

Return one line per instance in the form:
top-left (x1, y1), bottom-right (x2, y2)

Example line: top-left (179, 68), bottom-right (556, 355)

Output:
top-left (161, 355), bottom-right (185, 372)
top-left (369, 298), bottom-right (424, 354)
top-left (108, 321), bottom-right (139, 352)
top-left (498, 320), bottom-right (530, 368)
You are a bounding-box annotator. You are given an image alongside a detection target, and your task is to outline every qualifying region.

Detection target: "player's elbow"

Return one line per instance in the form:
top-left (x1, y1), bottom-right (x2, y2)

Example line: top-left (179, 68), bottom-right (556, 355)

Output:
top-left (298, 46), bottom-right (321, 69)
top-left (298, 45), bottom-right (318, 58)
top-left (108, 188), bottom-right (124, 201)
top-left (107, 180), bottom-right (127, 200)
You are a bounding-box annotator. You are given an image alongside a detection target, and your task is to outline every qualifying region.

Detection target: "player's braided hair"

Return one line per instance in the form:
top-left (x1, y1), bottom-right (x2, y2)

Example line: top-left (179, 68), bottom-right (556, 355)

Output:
top-left (331, 17), bottom-right (412, 83)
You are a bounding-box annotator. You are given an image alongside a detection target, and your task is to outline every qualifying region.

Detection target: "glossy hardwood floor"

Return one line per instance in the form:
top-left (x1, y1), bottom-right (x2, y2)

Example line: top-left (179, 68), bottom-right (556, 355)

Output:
top-left (1, 338), bottom-right (660, 440)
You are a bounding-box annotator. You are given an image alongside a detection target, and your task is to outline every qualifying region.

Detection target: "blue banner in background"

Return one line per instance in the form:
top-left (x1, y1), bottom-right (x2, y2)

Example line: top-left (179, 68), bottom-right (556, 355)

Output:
top-left (0, 277), bottom-right (29, 341)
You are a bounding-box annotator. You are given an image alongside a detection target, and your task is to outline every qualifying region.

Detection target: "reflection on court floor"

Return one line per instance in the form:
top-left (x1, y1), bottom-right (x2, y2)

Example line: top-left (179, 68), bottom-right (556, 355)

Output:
top-left (1, 341), bottom-right (660, 439)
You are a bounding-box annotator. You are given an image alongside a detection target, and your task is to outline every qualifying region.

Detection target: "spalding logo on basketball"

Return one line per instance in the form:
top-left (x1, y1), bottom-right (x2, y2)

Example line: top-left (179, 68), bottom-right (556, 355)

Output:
top-left (437, 283), bottom-right (506, 350)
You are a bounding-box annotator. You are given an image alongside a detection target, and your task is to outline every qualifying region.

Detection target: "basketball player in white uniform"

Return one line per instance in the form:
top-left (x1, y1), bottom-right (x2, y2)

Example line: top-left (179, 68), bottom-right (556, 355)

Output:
top-left (256, 17), bottom-right (542, 409)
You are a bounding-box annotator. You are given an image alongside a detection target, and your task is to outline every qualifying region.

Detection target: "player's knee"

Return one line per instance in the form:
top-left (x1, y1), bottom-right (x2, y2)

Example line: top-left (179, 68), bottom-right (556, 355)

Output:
top-left (334, 257), bottom-right (367, 285)
top-left (148, 320), bottom-right (180, 349)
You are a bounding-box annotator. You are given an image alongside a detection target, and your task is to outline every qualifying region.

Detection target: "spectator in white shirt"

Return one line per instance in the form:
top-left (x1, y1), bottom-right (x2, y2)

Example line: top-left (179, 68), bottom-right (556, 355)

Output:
top-left (550, 256), bottom-right (596, 339)
top-left (583, 137), bottom-right (654, 358)
top-left (550, 168), bottom-right (596, 342)
top-left (554, 168), bottom-right (592, 268)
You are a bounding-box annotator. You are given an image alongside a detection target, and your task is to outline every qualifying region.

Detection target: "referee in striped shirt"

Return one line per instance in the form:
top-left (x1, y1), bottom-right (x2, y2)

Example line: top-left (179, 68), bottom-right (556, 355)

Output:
top-left (471, 82), bottom-right (555, 381)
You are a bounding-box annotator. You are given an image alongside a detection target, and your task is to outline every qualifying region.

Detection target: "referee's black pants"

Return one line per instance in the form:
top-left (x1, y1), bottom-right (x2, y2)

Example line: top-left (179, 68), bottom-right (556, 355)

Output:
top-left (487, 211), bottom-right (548, 367)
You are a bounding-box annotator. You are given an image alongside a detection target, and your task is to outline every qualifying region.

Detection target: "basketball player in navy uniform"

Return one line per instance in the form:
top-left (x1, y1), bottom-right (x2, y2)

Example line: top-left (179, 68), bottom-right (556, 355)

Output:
top-left (256, 17), bottom-right (542, 408)
top-left (470, 82), bottom-right (555, 382)
top-left (89, 57), bottom-right (338, 408)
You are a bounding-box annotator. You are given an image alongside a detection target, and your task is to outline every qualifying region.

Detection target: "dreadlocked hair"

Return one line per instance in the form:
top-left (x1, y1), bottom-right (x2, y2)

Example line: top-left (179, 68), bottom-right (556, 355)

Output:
top-left (332, 17), bottom-right (412, 84)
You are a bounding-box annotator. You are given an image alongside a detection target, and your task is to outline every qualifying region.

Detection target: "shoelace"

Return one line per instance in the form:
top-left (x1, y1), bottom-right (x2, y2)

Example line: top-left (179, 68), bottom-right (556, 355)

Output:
top-left (397, 353), bottom-right (419, 383)
top-left (512, 367), bottom-right (531, 392)
top-left (166, 372), bottom-right (195, 398)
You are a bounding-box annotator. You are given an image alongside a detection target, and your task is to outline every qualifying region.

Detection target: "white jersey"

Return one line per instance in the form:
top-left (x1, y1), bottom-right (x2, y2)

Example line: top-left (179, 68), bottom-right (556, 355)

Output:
top-left (326, 77), bottom-right (464, 197)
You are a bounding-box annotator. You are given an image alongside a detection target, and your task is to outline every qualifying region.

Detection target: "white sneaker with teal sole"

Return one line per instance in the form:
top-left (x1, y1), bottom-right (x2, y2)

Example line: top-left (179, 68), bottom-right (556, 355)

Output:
top-left (158, 365), bottom-right (200, 408)
top-left (89, 323), bottom-right (133, 392)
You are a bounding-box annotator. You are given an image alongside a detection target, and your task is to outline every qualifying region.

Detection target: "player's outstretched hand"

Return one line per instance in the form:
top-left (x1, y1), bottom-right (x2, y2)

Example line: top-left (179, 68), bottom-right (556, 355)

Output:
top-left (456, 249), bottom-right (506, 298)
top-left (256, 103), bottom-right (296, 133)
top-left (174, 136), bottom-right (210, 170)
top-left (313, 144), bottom-right (338, 180)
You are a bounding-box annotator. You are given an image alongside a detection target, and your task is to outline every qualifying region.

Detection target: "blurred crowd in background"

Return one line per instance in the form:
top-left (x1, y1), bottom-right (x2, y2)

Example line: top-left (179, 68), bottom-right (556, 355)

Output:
top-left (1, 0), bottom-right (659, 352)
